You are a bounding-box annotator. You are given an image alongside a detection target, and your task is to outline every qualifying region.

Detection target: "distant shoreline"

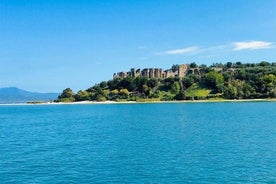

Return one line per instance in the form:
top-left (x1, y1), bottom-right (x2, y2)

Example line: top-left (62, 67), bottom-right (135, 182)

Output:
top-left (0, 98), bottom-right (276, 106)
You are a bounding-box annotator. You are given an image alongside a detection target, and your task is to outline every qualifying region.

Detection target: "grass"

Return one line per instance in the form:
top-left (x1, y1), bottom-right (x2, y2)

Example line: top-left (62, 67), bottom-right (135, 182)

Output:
top-left (186, 83), bottom-right (211, 98)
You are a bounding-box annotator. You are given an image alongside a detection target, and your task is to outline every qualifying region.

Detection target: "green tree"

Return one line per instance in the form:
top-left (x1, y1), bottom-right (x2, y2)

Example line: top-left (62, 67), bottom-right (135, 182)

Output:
top-left (171, 82), bottom-right (180, 94)
top-left (75, 90), bottom-right (90, 101)
top-left (226, 62), bottom-right (233, 68)
top-left (110, 89), bottom-right (119, 95)
top-left (261, 74), bottom-right (276, 87)
top-left (118, 77), bottom-right (134, 91)
top-left (142, 84), bottom-right (149, 95)
top-left (260, 74), bottom-right (276, 97)
top-left (259, 61), bottom-right (270, 67)
top-left (182, 75), bottom-right (195, 89)
top-left (96, 95), bottom-right (106, 101)
top-left (242, 82), bottom-right (256, 98)
top-left (119, 89), bottom-right (130, 99)
top-left (58, 88), bottom-right (75, 102)
top-left (107, 78), bottom-right (121, 90)
top-left (236, 61), bottom-right (242, 66)
top-left (147, 78), bottom-right (158, 88)
top-left (134, 77), bottom-right (148, 92)
top-left (163, 77), bottom-right (176, 91)
top-left (190, 62), bottom-right (197, 68)
top-left (174, 91), bottom-right (186, 100)
top-left (204, 71), bottom-right (224, 91)
top-left (171, 64), bottom-right (179, 72)
top-left (109, 89), bottom-right (119, 100)
top-left (223, 85), bottom-right (237, 99)
top-left (99, 81), bottom-right (108, 89)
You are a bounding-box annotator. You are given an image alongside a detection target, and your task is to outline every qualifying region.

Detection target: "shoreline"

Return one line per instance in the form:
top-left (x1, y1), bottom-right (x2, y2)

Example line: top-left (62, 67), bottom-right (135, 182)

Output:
top-left (0, 98), bottom-right (276, 106)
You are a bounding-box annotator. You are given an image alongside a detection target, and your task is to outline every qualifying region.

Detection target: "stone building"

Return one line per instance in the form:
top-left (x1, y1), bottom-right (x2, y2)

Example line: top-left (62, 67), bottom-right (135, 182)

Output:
top-left (163, 69), bottom-right (175, 78)
top-left (178, 64), bottom-right (188, 78)
top-left (113, 71), bottom-right (128, 78)
top-left (154, 68), bottom-right (163, 78)
top-left (113, 64), bottom-right (189, 79)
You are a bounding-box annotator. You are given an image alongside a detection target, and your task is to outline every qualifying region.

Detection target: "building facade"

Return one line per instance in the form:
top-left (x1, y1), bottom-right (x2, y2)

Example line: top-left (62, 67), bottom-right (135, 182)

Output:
top-left (113, 64), bottom-right (189, 79)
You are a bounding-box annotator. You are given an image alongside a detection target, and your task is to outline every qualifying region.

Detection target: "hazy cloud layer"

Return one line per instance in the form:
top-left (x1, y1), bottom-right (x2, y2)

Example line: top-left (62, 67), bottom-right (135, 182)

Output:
top-left (233, 41), bottom-right (273, 51)
top-left (157, 46), bottom-right (199, 55)
top-left (155, 40), bottom-right (274, 57)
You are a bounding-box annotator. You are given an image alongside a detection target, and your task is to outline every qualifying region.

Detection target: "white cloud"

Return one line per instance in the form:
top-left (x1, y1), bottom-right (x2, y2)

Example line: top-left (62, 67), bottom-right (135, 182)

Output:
top-left (155, 40), bottom-right (274, 57)
top-left (157, 46), bottom-right (199, 55)
top-left (233, 41), bottom-right (273, 51)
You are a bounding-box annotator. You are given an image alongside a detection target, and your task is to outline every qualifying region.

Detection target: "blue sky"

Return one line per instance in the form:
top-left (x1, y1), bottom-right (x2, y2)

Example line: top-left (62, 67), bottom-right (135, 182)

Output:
top-left (0, 0), bottom-right (276, 92)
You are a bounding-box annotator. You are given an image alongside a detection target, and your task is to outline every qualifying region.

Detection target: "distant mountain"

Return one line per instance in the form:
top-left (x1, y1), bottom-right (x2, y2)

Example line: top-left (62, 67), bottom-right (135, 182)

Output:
top-left (0, 87), bottom-right (59, 104)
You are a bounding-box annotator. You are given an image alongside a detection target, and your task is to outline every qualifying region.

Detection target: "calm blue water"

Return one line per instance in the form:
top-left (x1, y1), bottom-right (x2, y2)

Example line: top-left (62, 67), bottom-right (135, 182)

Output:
top-left (0, 102), bottom-right (275, 183)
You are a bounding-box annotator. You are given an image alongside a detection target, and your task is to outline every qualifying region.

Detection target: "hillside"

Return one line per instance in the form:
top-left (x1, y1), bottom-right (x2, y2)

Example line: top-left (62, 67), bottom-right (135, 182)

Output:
top-left (57, 61), bottom-right (276, 102)
top-left (0, 87), bottom-right (59, 104)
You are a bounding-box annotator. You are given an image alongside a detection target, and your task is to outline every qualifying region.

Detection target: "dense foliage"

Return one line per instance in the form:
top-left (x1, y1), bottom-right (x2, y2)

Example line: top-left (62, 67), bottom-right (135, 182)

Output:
top-left (57, 62), bottom-right (276, 102)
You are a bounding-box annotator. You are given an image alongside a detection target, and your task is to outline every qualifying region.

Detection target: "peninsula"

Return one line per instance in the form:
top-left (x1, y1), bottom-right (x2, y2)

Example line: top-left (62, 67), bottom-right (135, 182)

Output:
top-left (57, 61), bottom-right (276, 102)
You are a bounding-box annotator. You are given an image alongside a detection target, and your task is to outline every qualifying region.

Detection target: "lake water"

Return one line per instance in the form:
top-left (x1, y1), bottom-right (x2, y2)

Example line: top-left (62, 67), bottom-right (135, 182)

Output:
top-left (0, 102), bottom-right (275, 183)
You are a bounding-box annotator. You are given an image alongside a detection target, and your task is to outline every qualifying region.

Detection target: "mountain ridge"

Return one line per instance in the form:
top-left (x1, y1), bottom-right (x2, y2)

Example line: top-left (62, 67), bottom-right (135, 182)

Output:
top-left (0, 87), bottom-right (59, 104)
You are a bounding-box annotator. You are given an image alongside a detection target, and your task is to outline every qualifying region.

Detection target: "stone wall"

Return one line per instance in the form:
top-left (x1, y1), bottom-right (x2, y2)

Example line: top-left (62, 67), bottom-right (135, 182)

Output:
top-left (114, 64), bottom-right (190, 79)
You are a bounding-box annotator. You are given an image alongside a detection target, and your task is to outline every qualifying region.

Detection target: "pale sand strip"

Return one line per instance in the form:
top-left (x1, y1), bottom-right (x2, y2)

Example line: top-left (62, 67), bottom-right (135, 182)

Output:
top-left (1, 99), bottom-right (276, 106)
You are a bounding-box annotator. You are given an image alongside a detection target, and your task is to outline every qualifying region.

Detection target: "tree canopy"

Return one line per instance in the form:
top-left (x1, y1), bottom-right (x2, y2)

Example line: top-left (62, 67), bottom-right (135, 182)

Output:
top-left (57, 62), bottom-right (276, 102)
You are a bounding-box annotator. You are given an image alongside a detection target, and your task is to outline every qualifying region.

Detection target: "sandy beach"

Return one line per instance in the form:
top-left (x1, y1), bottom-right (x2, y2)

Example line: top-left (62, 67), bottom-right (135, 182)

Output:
top-left (1, 99), bottom-right (276, 106)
